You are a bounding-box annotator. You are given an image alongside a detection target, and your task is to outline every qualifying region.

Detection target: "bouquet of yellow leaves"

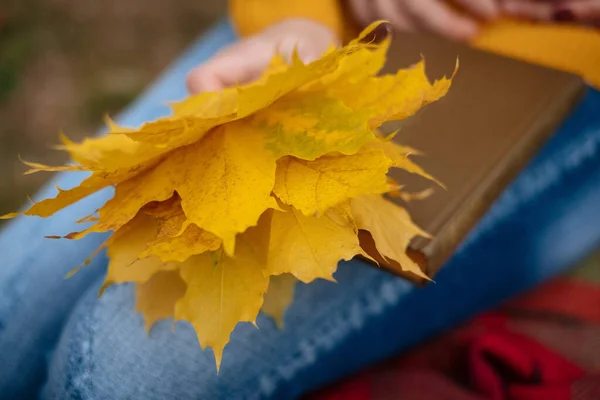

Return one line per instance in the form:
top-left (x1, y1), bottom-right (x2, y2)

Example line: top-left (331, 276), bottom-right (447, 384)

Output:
top-left (3, 22), bottom-right (453, 369)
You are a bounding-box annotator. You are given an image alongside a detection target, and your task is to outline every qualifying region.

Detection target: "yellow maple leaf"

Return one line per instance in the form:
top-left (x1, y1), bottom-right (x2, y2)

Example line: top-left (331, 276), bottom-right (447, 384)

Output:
top-left (327, 200), bottom-right (358, 233)
top-left (267, 207), bottom-right (364, 282)
top-left (19, 159), bottom-right (87, 175)
top-left (141, 223), bottom-right (221, 263)
top-left (253, 92), bottom-right (376, 160)
top-left (57, 129), bottom-right (139, 170)
top-left (367, 139), bottom-right (444, 187)
top-left (66, 120), bottom-right (277, 253)
top-left (1, 173), bottom-right (111, 220)
top-left (2, 151), bottom-right (164, 221)
top-left (261, 274), bottom-right (297, 328)
top-left (57, 120), bottom-right (168, 179)
top-left (235, 45), bottom-right (360, 118)
top-left (123, 114), bottom-right (236, 149)
top-left (351, 195), bottom-right (430, 280)
top-left (310, 21), bottom-right (391, 90)
top-left (174, 222), bottom-right (270, 370)
top-left (104, 212), bottom-right (176, 286)
top-left (136, 270), bottom-right (187, 332)
top-left (170, 87), bottom-right (238, 118)
top-left (141, 200), bottom-right (222, 263)
top-left (138, 195), bottom-right (222, 263)
top-left (67, 165), bottom-right (175, 240)
top-left (162, 121), bottom-right (278, 255)
top-left (273, 146), bottom-right (393, 216)
top-left (169, 53), bottom-right (288, 118)
top-left (327, 59), bottom-right (455, 128)
top-left (387, 188), bottom-right (435, 203)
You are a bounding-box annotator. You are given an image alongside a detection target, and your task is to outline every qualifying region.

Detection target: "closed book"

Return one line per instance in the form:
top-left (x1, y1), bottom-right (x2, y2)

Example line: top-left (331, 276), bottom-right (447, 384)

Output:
top-left (362, 33), bottom-right (585, 283)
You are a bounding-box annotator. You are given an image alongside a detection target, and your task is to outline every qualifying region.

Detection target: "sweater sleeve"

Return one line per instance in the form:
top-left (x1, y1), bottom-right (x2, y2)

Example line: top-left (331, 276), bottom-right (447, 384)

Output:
top-left (229, 0), bottom-right (346, 38)
top-left (474, 20), bottom-right (600, 89)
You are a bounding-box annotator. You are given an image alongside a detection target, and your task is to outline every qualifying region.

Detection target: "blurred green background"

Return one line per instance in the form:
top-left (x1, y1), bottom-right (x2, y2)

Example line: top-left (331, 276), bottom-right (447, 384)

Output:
top-left (0, 0), bottom-right (226, 214)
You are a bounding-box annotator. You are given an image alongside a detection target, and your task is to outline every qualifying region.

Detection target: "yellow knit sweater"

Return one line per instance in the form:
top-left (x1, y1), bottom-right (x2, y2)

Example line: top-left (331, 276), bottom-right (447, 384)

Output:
top-left (229, 0), bottom-right (600, 88)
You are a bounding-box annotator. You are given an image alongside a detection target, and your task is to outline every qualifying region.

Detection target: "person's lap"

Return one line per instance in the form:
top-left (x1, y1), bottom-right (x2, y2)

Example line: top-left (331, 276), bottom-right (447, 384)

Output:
top-left (42, 134), bottom-right (600, 400)
top-left (2, 20), bottom-right (600, 400)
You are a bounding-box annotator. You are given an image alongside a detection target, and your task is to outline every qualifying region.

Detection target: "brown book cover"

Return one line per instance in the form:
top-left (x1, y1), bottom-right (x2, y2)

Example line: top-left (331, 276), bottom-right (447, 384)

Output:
top-left (361, 32), bottom-right (585, 284)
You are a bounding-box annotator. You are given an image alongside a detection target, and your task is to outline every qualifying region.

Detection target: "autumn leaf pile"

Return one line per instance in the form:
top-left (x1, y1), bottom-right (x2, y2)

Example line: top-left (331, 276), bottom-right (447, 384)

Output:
top-left (3, 22), bottom-right (453, 369)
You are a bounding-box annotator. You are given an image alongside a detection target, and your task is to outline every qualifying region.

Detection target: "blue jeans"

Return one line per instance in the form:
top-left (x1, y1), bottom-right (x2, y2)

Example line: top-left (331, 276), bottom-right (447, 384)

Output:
top-left (1, 21), bottom-right (600, 400)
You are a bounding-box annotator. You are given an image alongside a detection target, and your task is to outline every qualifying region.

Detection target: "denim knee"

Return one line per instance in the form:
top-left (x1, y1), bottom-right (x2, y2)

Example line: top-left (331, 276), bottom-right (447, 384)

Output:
top-left (41, 280), bottom-right (229, 400)
top-left (40, 264), bottom-right (400, 400)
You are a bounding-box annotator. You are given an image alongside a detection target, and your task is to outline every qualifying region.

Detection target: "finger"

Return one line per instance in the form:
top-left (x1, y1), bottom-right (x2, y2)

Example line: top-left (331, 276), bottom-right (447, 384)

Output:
top-left (454, 0), bottom-right (499, 20)
top-left (349, 0), bottom-right (376, 28)
top-left (559, 0), bottom-right (600, 22)
top-left (295, 41), bottom-right (331, 64)
top-left (187, 56), bottom-right (265, 94)
top-left (375, 0), bottom-right (417, 32)
top-left (186, 43), bottom-right (272, 93)
top-left (502, 1), bottom-right (555, 21)
top-left (405, 0), bottom-right (479, 41)
top-left (186, 66), bottom-right (224, 94)
top-left (276, 36), bottom-right (336, 64)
